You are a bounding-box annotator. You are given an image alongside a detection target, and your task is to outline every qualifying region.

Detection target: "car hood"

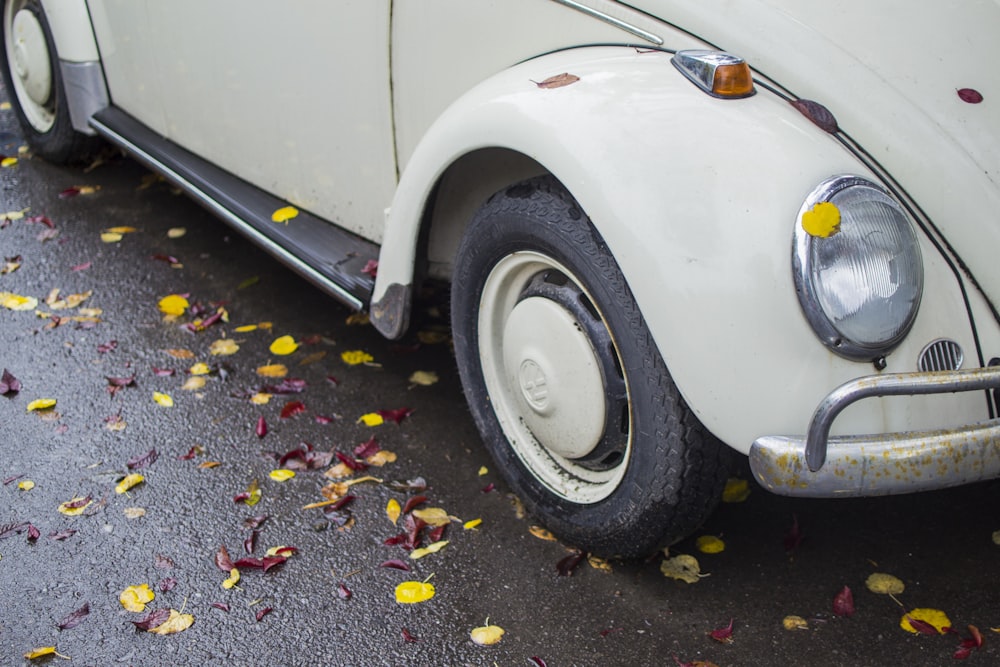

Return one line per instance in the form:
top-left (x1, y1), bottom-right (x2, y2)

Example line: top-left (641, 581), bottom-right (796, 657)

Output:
top-left (625, 0), bottom-right (1000, 309)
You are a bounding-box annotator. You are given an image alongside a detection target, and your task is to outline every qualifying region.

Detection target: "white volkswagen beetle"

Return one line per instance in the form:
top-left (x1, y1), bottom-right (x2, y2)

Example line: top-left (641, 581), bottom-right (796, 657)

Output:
top-left (4, 0), bottom-right (998, 557)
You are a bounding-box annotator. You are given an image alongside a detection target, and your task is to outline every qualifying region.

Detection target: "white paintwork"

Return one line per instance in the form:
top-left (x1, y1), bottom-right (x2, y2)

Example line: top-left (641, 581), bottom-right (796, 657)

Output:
top-left (38, 0), bottom-right (98, 61)
top-left (73, 1), bottom-right (999, 456)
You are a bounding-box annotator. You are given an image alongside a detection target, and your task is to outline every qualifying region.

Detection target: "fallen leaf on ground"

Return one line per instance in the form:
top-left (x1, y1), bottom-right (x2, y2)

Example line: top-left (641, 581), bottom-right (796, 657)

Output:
top-left (358, 413), bottom-right (384, 426)
top-left (26, 398), bottom-right (56, 412)
top-left (257, 364), bottom-right (288, 378)
top-left (866, 573), bottom-right (905, 595)
top-left (386, 499), bottom-right (401, 525)
top-left (395, 581), bottom-right (435, 604)
top-left (463, 518), bottom-right (482, 530)
top-left (1, 291), bottom-right (38, 310)
top-left (269, 335), bottom-right (298, 356)
top-left (119, 584), bottom-right (154, 612)
top-left (901, 608), bottom-right (951, 634)
top-left (221, 568), bottom-right (240, 589)
top-left (153, 392), bottom-right (174, 407)
top-left (158, 294), bottom-right (189, 316)
top-left (18, 480), bottom-right (34, 491)
top-left (696, 535), bottom-right (725, 554)
top-left (167, 227), bottom-right (186, 238)
top-left (588, 555), bottom-right (613, 573)
top-left (722, 478), bottom-right (750, 503)
top-left (783, 615), bottom-right (809, 630)
top-left (269, 469), bottom-right (295, 482)
top-left (24, 646), bottom-right (62, 660)
top-left (146, 609), bottom-right (194, 635)
top-left (124, 507), bottom-right (146, 519)
top-left (709, 618), bottom-right (735, 644)
top-left (341, 350), bottom-right (373, 365)
top-left (57, 602), bottom-right (90, 630)
top-left (411, 540), bottom-right (449, 560)
top-left (529, 526), bottom-right (557, 541)
top-left (57, 496), bottom-right (92, 516)
top-left (833, 586), bottom-right (855, 617)
top-left (115, 473), bottom-right (145, 494)
top-left (409, 371), bottom-right (438, 386)
top-left (470, 624), bottom-right (505, 646)
top-left (412, 507), bottom-right (452, 527)
top-left (181, 376), bottom-right (206, 391)
top-left (660, 554), bottom-right (703, 583)
top-left (209, 339), bottom-right (239, 356)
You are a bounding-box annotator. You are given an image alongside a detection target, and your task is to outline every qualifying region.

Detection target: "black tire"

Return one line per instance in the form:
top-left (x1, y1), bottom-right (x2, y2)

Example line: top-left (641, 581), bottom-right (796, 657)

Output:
top-left (452, 176), bottom-right (732, 558)
top-left (1, 0), bottom-right (98, 163)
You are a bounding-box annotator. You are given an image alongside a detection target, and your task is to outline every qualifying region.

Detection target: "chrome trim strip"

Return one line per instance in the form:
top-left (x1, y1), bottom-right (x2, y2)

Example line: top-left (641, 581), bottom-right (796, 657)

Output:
top-left (548, 0), bottom-right (664, 45)
top-left (750, 422), bottom-right (1000, 498)
top-left (89, 116), bottom-right (364, 311)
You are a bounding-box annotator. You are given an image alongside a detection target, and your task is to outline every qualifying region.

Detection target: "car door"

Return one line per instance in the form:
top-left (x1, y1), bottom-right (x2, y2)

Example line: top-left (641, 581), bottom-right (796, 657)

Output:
top-left (91, 0), bottom-right (396, 242)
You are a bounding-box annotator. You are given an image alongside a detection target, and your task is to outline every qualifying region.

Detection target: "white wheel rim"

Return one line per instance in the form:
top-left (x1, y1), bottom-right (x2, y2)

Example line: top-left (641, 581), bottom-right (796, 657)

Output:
top-left (478, 251), bottom-right (631, 504)
top-left (5, 4), bottom-right (55, 132)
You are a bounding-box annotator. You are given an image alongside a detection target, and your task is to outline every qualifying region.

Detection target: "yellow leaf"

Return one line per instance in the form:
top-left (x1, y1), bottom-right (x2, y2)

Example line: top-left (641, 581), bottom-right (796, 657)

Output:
top-left (123, 507), bottom-right (146, 519)
top-left (358, 413), bottom-right (384, 427)
top-left (722, 478), bottom-right (751, 503)
top-left (1, 208), bottom-right (28, 221)
top-left (18, 480), bottom-right (34, 491)
top-left (783, 615), bottom-right (809, 631)
top-left (341, 350), bottom-right (374, 365)
top-left (366, 450), bottom-right (397, 466)
top-left (269, 335), bottom-right (299, 356)
top-left (100, 232), bottom-right (123, 243)
top-left (26, 398), bottom-right (57, 412)
top-left (153, 392), bottom-right (174, 407)
top-left (323, 462), bottom-right (354, 479)
top-left (408, 370), bottom-right (439, 386)
top-left (146, 609), bottom-right (194, 635)
top-left (167, 227), bottom-right (186, 239)
top-left (115, 473), bottom-right (145, 494)
top-left (992, 530), bottom-right (1000, 546)
top-left (1, 156), bottom-right (17, 167)
top-left (119, 583), bottom-right (155, 612)
top-left (346, 312), bottom-right (370, 326)
top-left (235, 324), bottom-right (258, 333)
top-left (105, 226), bottom-right (137, 234)
top-left (298, 350), bottom-right (327, 366)
top-left (197, 461), bottom-right (221, 469)
top-left (463, 518), bottom-right (482, 530)
top-left (222, 568), bottom-right (240, 589)
top-left (24, 646), bottom-right (56, 660)
top-left (901, 608), bottom-right (951, 634)
top-left (209, 339), bottom-right (239, 356)
top-left (529, 525), bottom-right (557, 541)
top-left (412, 507), bottom-right (452, 527)
top-left (386, 498), bottom-right (401, 525)
top-left (57, 496), bottom-right (92, 516)
top-left (269, 469), bottom-right (295, 482)
top-left (271, 205), bottom-right (299, 223)
top-left (165, 348), bottom-right (195, 359)
top-left (660, 554), bottom-right (703, 584)
top-left (189, 362), bottom-right (211, 375)
top-left (1, 291), bottom-right (38, 310)
top-left (801, 201), bottom-right (841, 238)
top-left (395, 581), bottom-right (435, 604)
top-left (158, 294), bottom-right (189, 316)
top-left (256, 364), bottom-right (288, 378)
top-left (696, 535), bottom-right (726, 554)
top-left (866, 573), bottom-right (905, 595)
top-left (478, 466), bottom-right (489, 476)
top-left (242, 479), bottom-right (262, 506)
top-left (410, 540), bottom-right (449, 560)
top-left (470, 624), bottom-right (505, 646)
top-left (181, 376), bottom-right (206, 391)
top-left (265, 545), bottom-right (296, 557)
top-left (588, 555), bottom-right (613, 573)
top-left (250, 392), bottom-right (272, 405)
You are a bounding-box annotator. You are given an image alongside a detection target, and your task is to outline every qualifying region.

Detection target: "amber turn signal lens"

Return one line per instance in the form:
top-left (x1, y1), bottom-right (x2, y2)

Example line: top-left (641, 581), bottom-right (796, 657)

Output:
top-left (713, 63), bottom-right (754, 98)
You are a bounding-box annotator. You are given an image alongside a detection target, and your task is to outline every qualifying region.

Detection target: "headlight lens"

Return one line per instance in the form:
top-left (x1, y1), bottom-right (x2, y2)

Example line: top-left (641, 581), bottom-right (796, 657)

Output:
top-left (793, 175), bottom-right (923, 360)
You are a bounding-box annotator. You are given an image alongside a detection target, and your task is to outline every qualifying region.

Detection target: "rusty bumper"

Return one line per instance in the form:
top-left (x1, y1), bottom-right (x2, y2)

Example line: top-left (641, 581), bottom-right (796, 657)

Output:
top-left (749, 367), bottom-right (1000, 497)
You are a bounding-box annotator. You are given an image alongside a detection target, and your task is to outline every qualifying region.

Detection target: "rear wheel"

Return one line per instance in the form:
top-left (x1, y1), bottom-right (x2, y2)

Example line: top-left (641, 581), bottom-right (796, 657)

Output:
top-left (1, 0), bottom-right (97, 162)
top-left (452, 176), bottom-right (731, 558)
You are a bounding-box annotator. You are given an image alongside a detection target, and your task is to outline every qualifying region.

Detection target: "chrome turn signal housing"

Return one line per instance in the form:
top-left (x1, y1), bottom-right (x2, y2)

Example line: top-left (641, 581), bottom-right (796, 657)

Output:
top-left (671, 50), bottom-right (755, 98)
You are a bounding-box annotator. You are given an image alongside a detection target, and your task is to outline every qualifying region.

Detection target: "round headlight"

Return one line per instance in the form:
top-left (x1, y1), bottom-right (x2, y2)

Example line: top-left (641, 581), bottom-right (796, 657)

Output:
top-left (793, 175), bottom-right (923, 361)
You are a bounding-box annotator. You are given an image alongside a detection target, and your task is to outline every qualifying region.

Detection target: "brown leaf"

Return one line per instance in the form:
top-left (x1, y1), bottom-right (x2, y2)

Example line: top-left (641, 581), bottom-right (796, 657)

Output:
top-left (56, 603), bottom-right (90, 630)
top-left (790, 99), bottom-right (839, 134)
top-left (535, 72), bottom-right (580, 89)
top-left (215, 545), bottom-right (234, 572)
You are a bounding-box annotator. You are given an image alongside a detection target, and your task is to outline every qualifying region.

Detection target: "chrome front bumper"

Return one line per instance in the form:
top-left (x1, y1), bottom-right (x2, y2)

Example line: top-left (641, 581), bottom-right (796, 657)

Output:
top-left (749, 367), bottom-right (1000, 497)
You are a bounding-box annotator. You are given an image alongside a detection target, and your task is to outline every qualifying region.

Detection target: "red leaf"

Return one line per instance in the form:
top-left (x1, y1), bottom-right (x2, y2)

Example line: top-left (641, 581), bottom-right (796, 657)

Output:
top-left (905, 616), bottom-right (940, 635)
top-left (131, 608), bottom-right (171, 631)
top-left (335, 451), bottom-right (368, 472)
top-left (967, 625), bottom-right (983, 648)
top-left (529, 658), bottom-right (548, 667)
top-left (401, 627), bottom-right (419, 643)
top-left (255, 607), bottom-right (273, 622)
top-left (256, 416), bottom-right (268, 438)
top-left (63, 495), bottom-right (92, 509)
top-left (126, 448), bottom-right (158, 470)
top-left (215, 545), bottom-right (234, 572)
top-left (790, 99), bottom-right (839, 133)
top-left (314, 415), bottom-right (335, 424)
top-left (337, 582), bottom-right (352, 600)
top-left (353, 436), bottom-right (380, 458)
top-left (481, 482), bottom-right (496, 493)
top-left (380, 559), bottom-right (411, 571)
top-left (280, 400), bottom-right (306, 419)
top-left (833, 586), bottom-right (855, 617)
top-left (27, 524), bottom-right (40, 542)
top-left (58, 186), bottom-right (81, 198)
top-left (71, 261), bottom-right (92, 272)
top-left (97, 340), bottom-right (118, 354)
top-left (783, 513), bottom-right (803, 553)
top-left (154, 554), bottom-right (175, 569)
top-left (211, 602), bottom-right (230, 612)
top-left (232, 492), bottom-right (252, 503)
top-left (401, 495), bottom-right (428, 516)
top-left (48, 529), bottom-right (76, 541)
top-left (262, 555), bottom-right (286, 572)
top-left (0, 521), bottom-right (28, 539)
top-left (326, 376), bottom-right (339, 386)
top-left (710, 618), bottom-right (735, 644)
top-left (151, 367), bottom-right (176, 377)
top-left (0, 368), bottom-right (21, 395)
top-left (26, 214), bottom-right (55, 228)
top-left (954, 646), bottom-right (973, 660)
top-left (56, 602), bottom-right (90, 630)
top-left (556, 550), bottom-right (586, 576)
top-left (151, 254), bottom-right (180, 264)
top-left (177, 446), bottom-right (198, 460)
top-left (158, 577), bottom-right (177, 592)
top-left (957, 88), bottom-right (983, 104)
top-left (361, 259), bottom-right (379, 277)
top-left (243, 515), bottom-right (268, 530)
top-left (383, 534), bottom-right (407, 547)
top-left (377, 407), bottom-right (414, 424)
top-left (428, 524), bottom-right (446, 543)
top-left (2, 474), bottom-right (25, 485)
top-left (244, 531), bottom-right (258, 554)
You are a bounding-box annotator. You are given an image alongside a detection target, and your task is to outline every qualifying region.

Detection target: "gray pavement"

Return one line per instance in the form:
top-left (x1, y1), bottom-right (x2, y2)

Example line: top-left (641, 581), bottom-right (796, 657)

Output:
top-left (1, 91), bottom-right (998, 666)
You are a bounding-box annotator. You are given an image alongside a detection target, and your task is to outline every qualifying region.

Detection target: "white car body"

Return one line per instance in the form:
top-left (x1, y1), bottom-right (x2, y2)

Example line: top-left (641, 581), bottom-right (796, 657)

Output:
top-left (20, 0), bottom-right (1000, 506)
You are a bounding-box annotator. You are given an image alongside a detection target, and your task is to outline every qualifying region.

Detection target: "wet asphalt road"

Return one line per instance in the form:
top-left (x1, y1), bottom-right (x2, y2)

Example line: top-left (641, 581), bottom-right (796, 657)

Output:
top-left (1, 96), bottom-right (998, 667)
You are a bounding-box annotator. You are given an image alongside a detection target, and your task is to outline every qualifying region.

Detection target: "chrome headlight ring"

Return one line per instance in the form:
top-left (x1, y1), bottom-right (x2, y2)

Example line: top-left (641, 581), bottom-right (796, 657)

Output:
top-left (793, 175), bottom-right (924, 361)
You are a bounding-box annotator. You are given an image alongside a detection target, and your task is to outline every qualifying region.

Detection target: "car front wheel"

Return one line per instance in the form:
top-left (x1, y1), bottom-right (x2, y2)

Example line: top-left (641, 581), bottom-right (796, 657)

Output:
top-left (452, 176), bottom-right (731, 558)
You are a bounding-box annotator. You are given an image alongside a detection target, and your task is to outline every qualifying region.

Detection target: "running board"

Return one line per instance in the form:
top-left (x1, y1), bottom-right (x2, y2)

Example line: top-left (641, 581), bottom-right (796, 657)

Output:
top-left (90, 107), bottom-right (377, 310)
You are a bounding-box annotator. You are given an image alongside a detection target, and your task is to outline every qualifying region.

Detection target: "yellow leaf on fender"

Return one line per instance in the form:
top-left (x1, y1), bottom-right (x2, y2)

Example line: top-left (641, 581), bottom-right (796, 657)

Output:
top-left (115, 473), bottom-right (145, 494)
top-left (801, 201), bottom-right (841, 238)
top-left (470, 624), bottom-right (505, 645)
top-left (147, 609), bottom-right (194, 635)
top-left (119, 584), bottom-right (155, 612)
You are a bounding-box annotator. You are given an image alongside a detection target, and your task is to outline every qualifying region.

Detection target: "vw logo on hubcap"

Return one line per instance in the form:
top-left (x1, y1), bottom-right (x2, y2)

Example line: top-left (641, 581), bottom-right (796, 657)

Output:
top-left (518, 359), bottom-right (549, 410)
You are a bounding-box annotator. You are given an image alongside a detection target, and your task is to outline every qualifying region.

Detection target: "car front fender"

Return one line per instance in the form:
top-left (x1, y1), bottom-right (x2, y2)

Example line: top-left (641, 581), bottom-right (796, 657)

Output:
top-left (373, 45), bottom-right (980, 451)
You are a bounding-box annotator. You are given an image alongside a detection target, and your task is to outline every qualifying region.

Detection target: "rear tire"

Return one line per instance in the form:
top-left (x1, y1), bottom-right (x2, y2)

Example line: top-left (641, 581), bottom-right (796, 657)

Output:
top-left (452, 176), bottom-right (732, 558)
top-left (1, 0), bottom-right (98, 162)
